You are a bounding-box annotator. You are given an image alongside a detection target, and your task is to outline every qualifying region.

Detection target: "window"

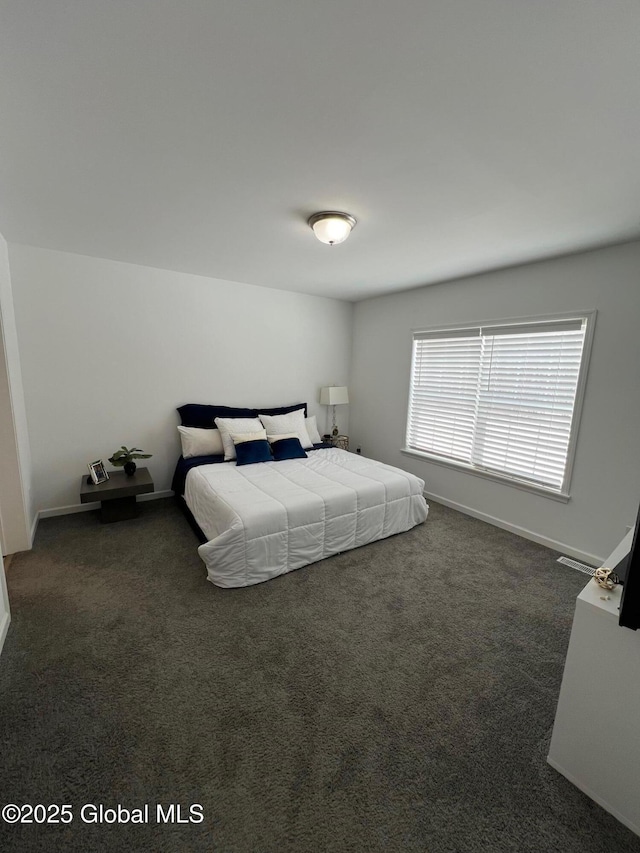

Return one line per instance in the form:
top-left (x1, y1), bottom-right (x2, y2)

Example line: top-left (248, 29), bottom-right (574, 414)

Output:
top-left (404, 314), bottom-right (594, 497)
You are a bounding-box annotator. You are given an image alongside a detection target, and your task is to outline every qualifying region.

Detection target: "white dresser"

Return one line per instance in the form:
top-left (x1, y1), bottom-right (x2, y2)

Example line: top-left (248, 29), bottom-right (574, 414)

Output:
top-left (548, 531), bottom-right (640, 836)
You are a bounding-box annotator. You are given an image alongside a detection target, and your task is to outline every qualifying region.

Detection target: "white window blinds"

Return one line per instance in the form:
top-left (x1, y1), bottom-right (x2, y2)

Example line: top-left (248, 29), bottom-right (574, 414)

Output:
top-left (408, 329), bottom-right (482, 464)
top-left (406, 318), bottom-right (589, 493)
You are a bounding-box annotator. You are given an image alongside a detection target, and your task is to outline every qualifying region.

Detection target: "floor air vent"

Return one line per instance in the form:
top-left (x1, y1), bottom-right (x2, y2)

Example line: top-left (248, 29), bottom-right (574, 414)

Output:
top-left (557, 556), bottom-right (596, 576)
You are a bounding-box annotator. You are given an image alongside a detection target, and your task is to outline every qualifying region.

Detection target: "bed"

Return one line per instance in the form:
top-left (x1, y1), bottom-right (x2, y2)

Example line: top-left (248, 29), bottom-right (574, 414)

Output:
top-left (172, 402), bottom-right (429, 588)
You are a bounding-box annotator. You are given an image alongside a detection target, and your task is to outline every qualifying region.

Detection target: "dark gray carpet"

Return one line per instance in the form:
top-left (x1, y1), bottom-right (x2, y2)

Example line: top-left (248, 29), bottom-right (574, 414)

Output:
top-left (1, 499), bottom-right (638, 853)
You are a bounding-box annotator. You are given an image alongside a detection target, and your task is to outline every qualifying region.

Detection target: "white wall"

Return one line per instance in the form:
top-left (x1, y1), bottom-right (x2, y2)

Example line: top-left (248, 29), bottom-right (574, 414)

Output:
top-left (8, 245), bottom-right (353, 514)
top-left (350, 241), bottom-right (640, 564)
top-left (0, 233), bottom-right (34, 552)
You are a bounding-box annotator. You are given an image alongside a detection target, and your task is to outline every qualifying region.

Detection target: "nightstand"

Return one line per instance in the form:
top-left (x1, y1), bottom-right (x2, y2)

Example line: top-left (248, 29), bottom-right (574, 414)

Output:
top-left (80, 467), bottom-right (154, 523)
top-left (330, 435), bottom-right (349, 451)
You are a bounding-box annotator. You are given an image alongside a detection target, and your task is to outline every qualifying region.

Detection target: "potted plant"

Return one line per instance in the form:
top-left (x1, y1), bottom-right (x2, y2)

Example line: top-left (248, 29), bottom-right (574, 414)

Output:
top-left (108, 446), bottom-right (152, 477)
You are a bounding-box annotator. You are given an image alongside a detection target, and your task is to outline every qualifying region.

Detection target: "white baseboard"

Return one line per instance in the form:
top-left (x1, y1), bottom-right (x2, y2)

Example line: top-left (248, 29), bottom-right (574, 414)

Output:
top-left (423, 489), bottom-right (604, 567)
top-left (38, 490), bottom-right (174, 520)
top-left (0, 609), bottom-right (10, 657)
top-left (29, 511), bottom-right (39, 548)
top-left (547, 756), bottom-right (639, 837)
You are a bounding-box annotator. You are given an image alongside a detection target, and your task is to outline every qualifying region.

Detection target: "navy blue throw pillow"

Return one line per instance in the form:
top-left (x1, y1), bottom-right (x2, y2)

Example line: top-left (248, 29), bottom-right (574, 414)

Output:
top-left (271, 436), bottom-right (308, 461)
top-left (235, 439), bottom-right (274, 466)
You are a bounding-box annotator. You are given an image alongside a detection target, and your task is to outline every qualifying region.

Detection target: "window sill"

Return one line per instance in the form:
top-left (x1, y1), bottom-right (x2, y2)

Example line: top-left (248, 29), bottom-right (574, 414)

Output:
top-left (400, 448), bottom-right (571, 503)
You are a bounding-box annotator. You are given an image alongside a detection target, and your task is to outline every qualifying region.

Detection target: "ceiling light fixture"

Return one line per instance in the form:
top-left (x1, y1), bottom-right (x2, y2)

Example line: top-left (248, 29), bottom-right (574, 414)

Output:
top-left (308, 211), bottom-right (356, 246)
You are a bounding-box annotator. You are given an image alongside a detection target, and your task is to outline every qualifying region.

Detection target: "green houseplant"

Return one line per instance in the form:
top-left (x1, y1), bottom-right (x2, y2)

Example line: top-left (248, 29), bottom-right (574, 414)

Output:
top-left (108, 446), bottom-right (152, 477)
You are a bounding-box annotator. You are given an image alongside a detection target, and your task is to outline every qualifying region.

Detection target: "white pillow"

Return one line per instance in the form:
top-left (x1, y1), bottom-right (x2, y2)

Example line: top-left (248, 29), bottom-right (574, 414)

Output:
top-left (232, 429), bottom-right (267, 445)
top-left (266, 432), bottom-right (299, 443)
top-left (305, 415), bottom-right (322, 445)
top-left (258, 409), bottom-right (313, 449)
top-left (178, 426), bottom-right (224, 459)
top-left (214, 417), bottom-right (265, 460)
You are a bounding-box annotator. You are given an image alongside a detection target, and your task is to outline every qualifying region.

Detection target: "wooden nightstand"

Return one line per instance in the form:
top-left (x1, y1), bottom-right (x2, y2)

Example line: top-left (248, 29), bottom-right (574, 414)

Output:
top-left (80, 467), bottom-right (154, 523)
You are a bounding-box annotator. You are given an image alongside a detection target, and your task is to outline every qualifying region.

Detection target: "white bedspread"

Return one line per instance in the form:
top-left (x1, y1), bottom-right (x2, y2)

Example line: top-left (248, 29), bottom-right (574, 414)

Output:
top-left (184, 448), bottom-right (429, 588)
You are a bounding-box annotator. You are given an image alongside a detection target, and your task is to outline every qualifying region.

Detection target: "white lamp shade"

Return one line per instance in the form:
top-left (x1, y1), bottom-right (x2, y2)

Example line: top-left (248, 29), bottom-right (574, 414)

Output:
top-left (319, 386), bottom-right (349, 406)
top-left (308, 212), bottom-right (356, 245)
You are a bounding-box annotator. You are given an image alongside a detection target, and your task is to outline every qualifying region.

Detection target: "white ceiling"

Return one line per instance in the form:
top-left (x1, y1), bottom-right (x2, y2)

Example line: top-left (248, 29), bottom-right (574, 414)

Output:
top-left (1, 1), bottom-right (639, 302)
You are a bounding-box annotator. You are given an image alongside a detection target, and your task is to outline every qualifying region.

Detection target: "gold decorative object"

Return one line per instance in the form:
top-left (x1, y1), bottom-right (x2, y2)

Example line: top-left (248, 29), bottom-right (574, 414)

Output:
top-left (331, 435), bottom-right (349, 451)
top-left (594, 567), bottom-right (618, 590)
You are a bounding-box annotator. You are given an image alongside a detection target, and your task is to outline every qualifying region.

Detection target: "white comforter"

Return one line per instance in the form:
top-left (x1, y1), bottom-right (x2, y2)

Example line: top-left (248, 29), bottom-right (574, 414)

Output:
top-left (184, 448), bottom-right (429, 588)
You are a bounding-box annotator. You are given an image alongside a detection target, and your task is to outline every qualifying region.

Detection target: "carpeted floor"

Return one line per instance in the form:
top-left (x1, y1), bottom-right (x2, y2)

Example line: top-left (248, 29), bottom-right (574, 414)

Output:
top-left (0, 498), bottom-right (638, 853)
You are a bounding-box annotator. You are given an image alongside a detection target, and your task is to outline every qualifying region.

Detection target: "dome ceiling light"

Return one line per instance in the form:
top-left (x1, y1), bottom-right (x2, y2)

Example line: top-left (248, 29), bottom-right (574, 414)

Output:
top-left (308, 211), bottom-right (357, 246)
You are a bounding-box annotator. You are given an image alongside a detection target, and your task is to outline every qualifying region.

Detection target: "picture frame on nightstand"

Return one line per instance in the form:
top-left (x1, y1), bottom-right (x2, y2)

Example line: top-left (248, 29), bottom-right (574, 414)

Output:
top-left (87, 459), bottom-right (109, 485)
